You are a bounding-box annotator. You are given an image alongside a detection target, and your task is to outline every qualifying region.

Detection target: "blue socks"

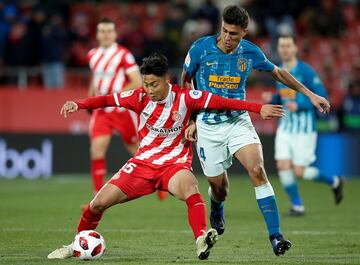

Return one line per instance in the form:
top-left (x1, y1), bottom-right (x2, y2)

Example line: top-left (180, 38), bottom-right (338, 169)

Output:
top-left (208, 187), bottom-right (224, 213)
top-left (255, 182), bottom-right (281, 236)
top-left (279, 170), bottom-right (304, 208)
top-left (303, 167), bottom-right (335, 186)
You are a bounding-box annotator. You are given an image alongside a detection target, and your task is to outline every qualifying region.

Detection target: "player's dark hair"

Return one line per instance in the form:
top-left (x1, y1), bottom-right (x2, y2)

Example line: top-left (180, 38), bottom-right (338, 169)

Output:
top-left (222, 5), bottom-right (249, 29)
top-left (140, 53), bottom-right (168, 77)
top-left (97, 17), bottom-right (115, 26)
top-left (278, 34), bottom-right (297, 43)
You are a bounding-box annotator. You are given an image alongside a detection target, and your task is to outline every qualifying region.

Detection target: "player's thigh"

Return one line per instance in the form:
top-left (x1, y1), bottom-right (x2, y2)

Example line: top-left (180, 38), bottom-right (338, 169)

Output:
top-left (234, 143), bottom-right (268, 184)
top-left (89, 110), bottom-right (113, 140)
top-left (234, 143), bottom-right (264, 170)
top-left (275, 129), bottom-right (292, 162)
top-left (292, 132), bottom-right (317, 167)
top-left (167, 169), bottom-right (199, 201)
top-left (108, 160), bottom-right (156, 201)
top-left (91, 135), bottom-right (112, 158)
top-left (227, 113), bottom-right (261, 156)
top-left (90, 183), bottom-right (128, 212)
top-left (196, 122), bottom-right (232, 177)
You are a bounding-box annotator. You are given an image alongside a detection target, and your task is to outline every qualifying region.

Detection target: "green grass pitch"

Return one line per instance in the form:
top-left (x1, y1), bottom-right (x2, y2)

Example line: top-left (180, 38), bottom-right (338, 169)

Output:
top-left (0, 175), bottom-right (359, 265)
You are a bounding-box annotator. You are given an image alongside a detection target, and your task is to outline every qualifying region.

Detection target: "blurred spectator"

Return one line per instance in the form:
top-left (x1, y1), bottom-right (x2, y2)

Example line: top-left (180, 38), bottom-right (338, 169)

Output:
top-left (26, 9), bottom-right (46, 66)
top-left (119, 16), bottom-right (145, 63)
top-left (163, 2), bottom-right (188, 66)
top-left (311, 0), bottom-right (345, 37)
top-left (342, 61), bottom-right (360, 131)
top-left (194, 0), bottom-right (219, 34)
top-left (69, 12), bottom-right (93, 67)
top-left (5, 21), bottom-right (31, 66)
top-left (41, 14), bottom-right (67, 89)
top-left (0, 3), bottom-right (16, 66)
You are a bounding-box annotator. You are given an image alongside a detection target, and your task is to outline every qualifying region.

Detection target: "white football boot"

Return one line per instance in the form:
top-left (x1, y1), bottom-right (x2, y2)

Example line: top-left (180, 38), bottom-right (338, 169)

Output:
top-left (47, 244), bottom-right (72, 259)
top-left (196, 228), bottom-right (218, 260)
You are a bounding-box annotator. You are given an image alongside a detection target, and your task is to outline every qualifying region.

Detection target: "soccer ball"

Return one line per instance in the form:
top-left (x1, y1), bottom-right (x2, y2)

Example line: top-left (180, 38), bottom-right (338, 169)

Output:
top-left (72, 230), bottom-right (106, 260)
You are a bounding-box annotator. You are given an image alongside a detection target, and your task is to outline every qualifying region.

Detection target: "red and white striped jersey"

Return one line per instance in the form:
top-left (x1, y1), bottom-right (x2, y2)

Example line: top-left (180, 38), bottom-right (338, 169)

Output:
top-left (75, 84), bottom-right (263, 168)
top-left (112, 84), bottom-right (213, 168)
top-left (88, 43), bottom-right (139, 95)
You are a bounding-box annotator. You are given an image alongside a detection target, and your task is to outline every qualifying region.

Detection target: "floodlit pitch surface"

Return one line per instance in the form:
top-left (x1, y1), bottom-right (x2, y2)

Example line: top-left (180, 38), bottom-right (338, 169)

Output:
top-left (0, 175), bottom-right (359, 265)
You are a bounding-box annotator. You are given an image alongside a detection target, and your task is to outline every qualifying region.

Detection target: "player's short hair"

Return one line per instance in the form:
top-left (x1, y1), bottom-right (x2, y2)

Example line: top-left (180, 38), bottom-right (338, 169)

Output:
top-left (278, 34), bottom-right (297, 43)
top-left (140, 53), bottom-right (168, 77)
top-left (222, 5), bottom-right (249, 29)
top-left (97, 18), bottom-right (115, 27)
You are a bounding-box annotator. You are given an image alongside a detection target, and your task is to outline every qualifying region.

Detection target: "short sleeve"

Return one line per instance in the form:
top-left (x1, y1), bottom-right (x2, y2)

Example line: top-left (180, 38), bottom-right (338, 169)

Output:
top-left (184, 90), bottom-right (211, 112)
top-left (114, 88), bottom-right (143, 114)
top-left (122, 49), bottom-right (139, 74)
top-left (252, 45), bottom-right (275, 72)
top-left (183, 40), bottom-right (202, 78)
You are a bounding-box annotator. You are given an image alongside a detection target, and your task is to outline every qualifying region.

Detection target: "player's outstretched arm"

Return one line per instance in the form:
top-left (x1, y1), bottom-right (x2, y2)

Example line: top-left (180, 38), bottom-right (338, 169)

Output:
top-left (202, 93), bottom-right (284, 120)
top-left (60, 94), bottom-right (118, 118)
top-left (271, 67), bottom-right (331, 114)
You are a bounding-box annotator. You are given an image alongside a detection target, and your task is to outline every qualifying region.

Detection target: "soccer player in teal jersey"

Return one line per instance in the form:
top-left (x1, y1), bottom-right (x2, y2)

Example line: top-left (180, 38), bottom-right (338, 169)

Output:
top-left (181, 5), bottom-right (330, 256)
top-left (262, 35), bottom-right (343, 216)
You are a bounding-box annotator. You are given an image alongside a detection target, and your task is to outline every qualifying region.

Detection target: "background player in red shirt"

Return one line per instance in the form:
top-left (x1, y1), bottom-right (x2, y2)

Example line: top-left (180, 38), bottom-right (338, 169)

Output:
top-left (48, 53), bottom-right (284, 260)
top-left (87, 18), bottom-right (142, 194)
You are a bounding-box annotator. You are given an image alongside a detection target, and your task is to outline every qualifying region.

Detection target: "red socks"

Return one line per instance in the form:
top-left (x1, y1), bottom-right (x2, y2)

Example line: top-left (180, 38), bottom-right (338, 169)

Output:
top-left (77, 204), bottom-right (103, 233)
top-left (91, 158), bottom-right (106, 192)
top-left (186, 193), bottom-right (207, 240)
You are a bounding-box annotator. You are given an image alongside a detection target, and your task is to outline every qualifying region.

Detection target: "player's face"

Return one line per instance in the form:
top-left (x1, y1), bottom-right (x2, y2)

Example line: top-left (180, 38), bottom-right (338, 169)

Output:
top-left (220, 21), bottom-right (247, 52)
top-left (277, 37), bottom-right (297, 62)
top-left (143, 74), bottom-right (170, 101)
top-left (97, 23), bottom-right (117, 48)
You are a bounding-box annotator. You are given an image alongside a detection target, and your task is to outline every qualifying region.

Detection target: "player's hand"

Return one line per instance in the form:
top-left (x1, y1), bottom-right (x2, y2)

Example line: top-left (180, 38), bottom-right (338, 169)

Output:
top-left (284, 101), bottom-right (298, 112)
top-left (309, 94), bottom-right (331, 114)
top-left (184, 121), bottom-right (197, 141)
top-left (260, 104), bottom-right (284, 120)
top-left (60, 101), bottom-right (78, 118)
top-left (261, 91), bottom-right (273, 103)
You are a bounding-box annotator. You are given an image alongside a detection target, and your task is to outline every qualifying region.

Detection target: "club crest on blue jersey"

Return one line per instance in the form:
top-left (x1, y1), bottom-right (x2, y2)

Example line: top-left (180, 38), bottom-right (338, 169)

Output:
top-left (237, 58), bottom-right (248, 72)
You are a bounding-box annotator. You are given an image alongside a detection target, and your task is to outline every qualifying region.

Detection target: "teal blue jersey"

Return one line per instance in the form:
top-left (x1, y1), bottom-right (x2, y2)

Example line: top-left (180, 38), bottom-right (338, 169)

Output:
top-left (275, 60), bottom-right (327, 133)
top-left (183, 35), bottom-right (275, 124)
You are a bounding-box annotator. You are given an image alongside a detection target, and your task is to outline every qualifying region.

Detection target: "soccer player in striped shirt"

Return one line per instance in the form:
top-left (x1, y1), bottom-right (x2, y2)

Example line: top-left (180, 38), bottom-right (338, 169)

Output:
top-left (47, 53), bottom-right (284, 260)
top-left (87, 18), bottom-right (141, 194)
top-left (182, 5), bottom-right (330, 255)
top-left (262, 35), bottom-right (344, 216)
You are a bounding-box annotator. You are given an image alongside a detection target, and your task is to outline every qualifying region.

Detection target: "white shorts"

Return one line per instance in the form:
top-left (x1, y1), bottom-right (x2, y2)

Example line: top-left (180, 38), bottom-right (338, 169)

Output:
top-left (275, 129), bottom-right (317, 166)
top-left (196, 113), bottom-right (261, 177)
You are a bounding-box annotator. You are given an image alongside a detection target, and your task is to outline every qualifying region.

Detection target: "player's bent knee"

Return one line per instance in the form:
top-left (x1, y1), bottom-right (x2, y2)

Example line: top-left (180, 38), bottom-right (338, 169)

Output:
top-left (248, 164), bottom-right (267, 183)
top-left (293, 168), bottom-right (304, 179)
top-left (183, 183), bottom-right (200, 200)
top-left (89, 198), bottom-right (108, 213)
top-left (210, 185), bottom-right (228, 199)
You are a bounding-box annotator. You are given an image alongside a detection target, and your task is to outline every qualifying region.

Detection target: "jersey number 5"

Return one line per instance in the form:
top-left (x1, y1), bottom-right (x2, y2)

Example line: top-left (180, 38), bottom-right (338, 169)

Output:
top-left (121, 162), bottom-right (137, 174)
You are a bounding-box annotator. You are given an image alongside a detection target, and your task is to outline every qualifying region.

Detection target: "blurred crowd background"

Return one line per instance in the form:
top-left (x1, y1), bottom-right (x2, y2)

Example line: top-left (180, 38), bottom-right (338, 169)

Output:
top-left (0, 0), bottom-right (359, 132)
